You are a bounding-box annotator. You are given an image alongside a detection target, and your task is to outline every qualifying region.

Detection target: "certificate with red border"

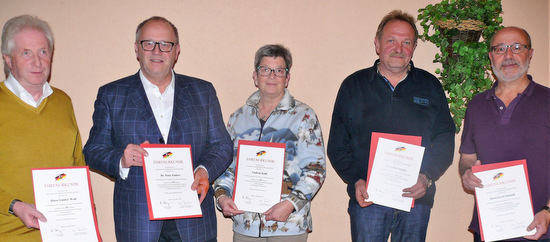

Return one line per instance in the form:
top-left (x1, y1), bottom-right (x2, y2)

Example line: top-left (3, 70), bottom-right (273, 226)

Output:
top-left (233, 140), bottom-right (286, 213)
top-left (366, 132), bottom-right (423, 211)
top-left (472, 159), bottom-right (535, 242)
top-left (32, 166), bottom-right (101, 242)
top-left (141, 144), bottom-right (202, 220)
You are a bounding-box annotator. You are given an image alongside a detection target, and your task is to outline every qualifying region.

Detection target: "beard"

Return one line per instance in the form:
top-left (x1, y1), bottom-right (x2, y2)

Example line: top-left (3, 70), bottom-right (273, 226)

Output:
top-left (492, 58), bottom-right (530, 83)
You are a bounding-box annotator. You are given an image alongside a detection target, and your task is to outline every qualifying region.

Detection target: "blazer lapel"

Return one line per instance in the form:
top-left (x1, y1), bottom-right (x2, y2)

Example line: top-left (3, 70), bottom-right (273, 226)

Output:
top-left (168, 75), bottom-right (192, 145)
top-left (128, 73), bottom-right (162, 139)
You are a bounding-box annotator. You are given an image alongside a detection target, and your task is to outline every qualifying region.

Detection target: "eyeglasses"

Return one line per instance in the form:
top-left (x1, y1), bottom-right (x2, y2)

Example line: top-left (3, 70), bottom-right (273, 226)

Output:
top-left (257, 66), bottom-right (288, 77)
top-left (490, 44), bottom-right (529, 55)
top-left (139, 40), bottom-right (176, 52)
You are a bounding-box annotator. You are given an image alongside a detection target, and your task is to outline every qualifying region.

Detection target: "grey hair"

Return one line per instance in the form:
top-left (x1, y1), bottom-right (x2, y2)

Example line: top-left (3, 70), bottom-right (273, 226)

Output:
top-left (2, 15), bottom-right (54, 78)
top-left (490, 26), bottom-right (532, 49)
top-left (254, 44), bottom-right (292, 71)
top-left (376, 10), bottom-right (418, 44)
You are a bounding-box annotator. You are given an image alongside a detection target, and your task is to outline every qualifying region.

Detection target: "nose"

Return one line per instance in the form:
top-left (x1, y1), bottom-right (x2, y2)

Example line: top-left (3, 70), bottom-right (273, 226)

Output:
top-left (503, 46), bottom-right (514, 57)
top-left (394, 42), bottom-right (404, 53)
top-left (32, 54), bottom-right (43, 67)
top-left (152, 43), bottom-right (163, 54)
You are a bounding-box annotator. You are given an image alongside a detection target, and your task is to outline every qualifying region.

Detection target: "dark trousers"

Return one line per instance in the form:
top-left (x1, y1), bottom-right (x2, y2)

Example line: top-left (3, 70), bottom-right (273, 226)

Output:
top-left (158, 220), bottom-right (217, 242)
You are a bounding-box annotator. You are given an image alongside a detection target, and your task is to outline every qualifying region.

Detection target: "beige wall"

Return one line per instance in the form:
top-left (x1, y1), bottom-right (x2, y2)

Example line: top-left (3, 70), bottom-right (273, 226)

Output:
top-left (1, 0), bottom-right (548, 241)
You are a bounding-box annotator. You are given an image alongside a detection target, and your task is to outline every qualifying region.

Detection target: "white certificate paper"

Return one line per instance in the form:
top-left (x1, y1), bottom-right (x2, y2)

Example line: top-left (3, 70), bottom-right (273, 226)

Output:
top-left (141, 144), bottom-right (202, 220)
top-left (233, 140), bottom-right (285, 213)
top-left (32, 166), bottom-right (101, 242)
top-left (472, 159), bottom-right (535, 242)
top-left (366, 137), bottom-right (425, 211)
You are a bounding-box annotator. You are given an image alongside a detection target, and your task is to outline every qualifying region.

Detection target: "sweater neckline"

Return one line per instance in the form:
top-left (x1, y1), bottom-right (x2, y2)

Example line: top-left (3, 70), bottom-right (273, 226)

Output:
top-left (1, 82), bottom-right (48, 113)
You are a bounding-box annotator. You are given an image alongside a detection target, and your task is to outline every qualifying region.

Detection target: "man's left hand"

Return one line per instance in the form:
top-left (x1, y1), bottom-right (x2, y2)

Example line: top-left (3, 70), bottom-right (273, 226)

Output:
top-left (402, 174), bottom-right (429, 199)
top-left (264, 200), bottom-right (294, 222)
top-left (12, 201), bottom-right (46, 229)
top-left (191, 168), bottom-right (209, 204)
top-left (524, 209), bottom-right (550, 240)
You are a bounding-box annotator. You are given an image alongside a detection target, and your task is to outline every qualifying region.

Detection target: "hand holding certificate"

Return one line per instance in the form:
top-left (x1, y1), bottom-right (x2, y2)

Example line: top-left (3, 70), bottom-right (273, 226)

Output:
top-left (472, 159), bottom-right (535, 242)
top-left (141, 144), bottom-right (202, 220)
top-left (366, 132), bottom-right (424, 211)
top-left (233, 140), bottom-right (286, 213)
top-left (32, 166), bottom-right (101, 242)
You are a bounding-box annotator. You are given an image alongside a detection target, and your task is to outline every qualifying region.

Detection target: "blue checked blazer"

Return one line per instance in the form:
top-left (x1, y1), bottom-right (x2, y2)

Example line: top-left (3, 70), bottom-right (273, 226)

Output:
top-left (83, 72), bottom-right (233, 241)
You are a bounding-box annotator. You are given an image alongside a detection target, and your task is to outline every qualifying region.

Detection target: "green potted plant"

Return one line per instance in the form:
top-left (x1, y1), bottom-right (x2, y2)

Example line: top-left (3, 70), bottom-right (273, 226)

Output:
top-left (417, 0), bottom-right (503, 132)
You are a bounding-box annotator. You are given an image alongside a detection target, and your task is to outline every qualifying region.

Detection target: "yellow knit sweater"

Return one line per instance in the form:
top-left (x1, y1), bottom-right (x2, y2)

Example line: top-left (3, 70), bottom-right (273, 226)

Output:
top-left (0, 82), bottom-right (86, 241)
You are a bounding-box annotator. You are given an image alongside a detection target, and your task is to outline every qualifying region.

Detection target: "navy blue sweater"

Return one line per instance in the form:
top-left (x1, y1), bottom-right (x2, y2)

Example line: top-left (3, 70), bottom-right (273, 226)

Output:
top-left (327, 60), bottom-right (455, 207)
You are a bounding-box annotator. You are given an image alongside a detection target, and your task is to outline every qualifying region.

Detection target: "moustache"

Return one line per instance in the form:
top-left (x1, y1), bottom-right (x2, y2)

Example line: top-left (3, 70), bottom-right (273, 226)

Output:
top-left (390, 53), bottom-right (405, 58)
top-left (499, 59), bottom-right (519, 67)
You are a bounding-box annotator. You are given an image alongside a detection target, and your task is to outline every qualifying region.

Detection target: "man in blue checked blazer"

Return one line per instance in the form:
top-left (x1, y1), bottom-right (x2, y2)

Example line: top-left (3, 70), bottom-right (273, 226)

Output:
top-left (83, 16), bottom-right (232, 242)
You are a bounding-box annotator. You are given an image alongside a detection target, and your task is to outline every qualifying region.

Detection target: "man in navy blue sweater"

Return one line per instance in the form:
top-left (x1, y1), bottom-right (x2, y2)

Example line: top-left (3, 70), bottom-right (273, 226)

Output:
top-left (328, 10), bottom-right (455, 242)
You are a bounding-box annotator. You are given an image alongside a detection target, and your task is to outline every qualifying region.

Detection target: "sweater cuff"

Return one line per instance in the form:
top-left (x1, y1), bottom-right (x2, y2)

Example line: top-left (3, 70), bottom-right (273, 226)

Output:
top-left (214, 188), bottom-right (229, 211)
top-left (214, 188), bottom-right (228, 199)
top-left (284, 191), bottom-right (308, 212)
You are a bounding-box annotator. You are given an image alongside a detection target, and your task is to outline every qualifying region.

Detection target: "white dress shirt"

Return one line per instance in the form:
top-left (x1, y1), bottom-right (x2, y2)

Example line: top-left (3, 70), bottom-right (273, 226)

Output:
top-left (140, 70), bottom-right (175, 142)
top-left (119, 71), bottom-right (175, 179)
top-left (3, 73), bottom-right (53, 108)
top-left (119, 71), bottom-right (208, 179)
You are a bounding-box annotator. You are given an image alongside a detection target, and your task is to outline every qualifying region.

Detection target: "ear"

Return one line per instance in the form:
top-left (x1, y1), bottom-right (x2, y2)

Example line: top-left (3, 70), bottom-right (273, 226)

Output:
top-left (488, 52), bottom-right (494, 63)
top-left (3, 54), bottom-right (12, 70)
top-left (174, 44), bottom-right (181, 62)
top-left (374, 37), bottom-right (381, 55)
top-left (527, 48), bottom-right (534, 61)
top-left (252, 70), bottom-right (258, 87)
top-left (285, 73), bottom-right (291, 88)
top-left (134, 42), bottom-right (139, 60)
top-left (410, 42), bottom-right (417, 59)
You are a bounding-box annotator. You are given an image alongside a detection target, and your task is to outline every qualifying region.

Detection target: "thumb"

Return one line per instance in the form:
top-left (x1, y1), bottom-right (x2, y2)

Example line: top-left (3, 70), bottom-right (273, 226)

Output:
top-left (33, 210), bottom-right (47, 222)
top-left (264, 207), bottom-right (273, 215)
top-left (474, 160), bottom-right (481, 166)
top-left (526, 221), bottom-right (536, 231)
top-left (196, 178), bottom-right (209, 194)
top-left (191, 179), bottom-right (198, 190)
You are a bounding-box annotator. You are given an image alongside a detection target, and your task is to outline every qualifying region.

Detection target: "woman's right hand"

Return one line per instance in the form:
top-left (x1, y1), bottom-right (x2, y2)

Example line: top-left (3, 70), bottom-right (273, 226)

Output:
top-left (219, 196), bottom-right (245, 217)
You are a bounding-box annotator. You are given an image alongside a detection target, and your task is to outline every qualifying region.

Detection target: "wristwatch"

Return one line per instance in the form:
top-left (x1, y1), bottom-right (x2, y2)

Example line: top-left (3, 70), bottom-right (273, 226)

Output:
top-left (8, 199), bottom-right (21, 215)
top-left (425, 177), bottom-right (433, 188)
top-left (543, 205), bottom-right (550, 214)
top-left (421, 173), bottom-right (433, 188)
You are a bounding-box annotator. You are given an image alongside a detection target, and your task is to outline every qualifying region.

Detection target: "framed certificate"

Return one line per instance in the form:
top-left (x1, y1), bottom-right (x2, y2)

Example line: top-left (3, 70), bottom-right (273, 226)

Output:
top-left (472, 159), bottom-right (535, 242)
top-left (141, 144), bottom-right (202, 220)
top-left (233, 140), bottom-right (286, 213)
top-left (32, 166), bottom-right (101, 242)
top-left (366, 132), bottom-right (424, 211)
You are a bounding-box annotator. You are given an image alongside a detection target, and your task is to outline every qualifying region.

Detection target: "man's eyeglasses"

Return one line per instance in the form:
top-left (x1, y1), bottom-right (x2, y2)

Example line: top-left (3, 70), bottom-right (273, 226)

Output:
top-left (490, 44), bottom-right (529, 55)
top-left (139, 40), bottom-right (175, 52)
top-left (257, 66), bottom-right (288, 77)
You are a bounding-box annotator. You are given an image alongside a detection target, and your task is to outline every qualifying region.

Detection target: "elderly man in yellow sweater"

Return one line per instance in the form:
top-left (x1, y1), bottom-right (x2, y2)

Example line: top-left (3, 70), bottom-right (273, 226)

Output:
top-left (0, 15), bottom-right (85, 241)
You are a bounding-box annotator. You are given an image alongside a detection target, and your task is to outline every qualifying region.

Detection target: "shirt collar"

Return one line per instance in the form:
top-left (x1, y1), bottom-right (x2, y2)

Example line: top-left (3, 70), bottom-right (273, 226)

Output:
top-left (246, 88), bottom-right (295, 111)
top-left (372, 59), bottom-right (413, 83)
top-left (486, 75), bottom-right (535, 100)
top-left (139, 70), bottom-right (175, 93)
top-left (522, 75), bottom-right (536, 96)
top-left (3, 73), bottom-right (53, 108)
top-left (376, 61), bottom-right (411, 77)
